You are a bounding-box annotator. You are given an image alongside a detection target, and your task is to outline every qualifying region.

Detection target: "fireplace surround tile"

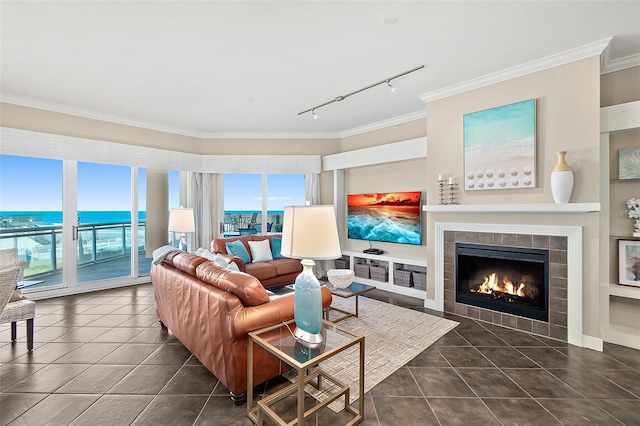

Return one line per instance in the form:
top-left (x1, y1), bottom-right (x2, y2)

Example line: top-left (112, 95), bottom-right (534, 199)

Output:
top-left (550, 236), bottom-right (568, 250)
top-left (467, 307), bottom-right (480, 320)
top-left (550, 325), bottom-right (568, 341)
top-left (550, 249), bottom-right (568, 264)
top-left (532, 235), bottom-right (550, 248)
top-left (480, 309), bottom-right (493, 323)
top-left (516, 317), bottom-right (533, 333)
top-left (479, 233), bottom-right (495, 245)
top-left (444, 230), bottom-right (568, 342)
top-left (501, 314), bottom-right (517, 329)
top-left (516, 234), bottom-right (533, 247)
top-left (532, 320), bottom-right (550, 337)
top-left (549, 263), bottom-right (567, 279)
top-left (500, 234), bottom-right (517, 246)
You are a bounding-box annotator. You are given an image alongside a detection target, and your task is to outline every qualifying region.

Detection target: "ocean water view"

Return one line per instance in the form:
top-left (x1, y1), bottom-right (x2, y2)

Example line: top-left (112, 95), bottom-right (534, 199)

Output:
top-left (0, 211), bottom-right (146, 226)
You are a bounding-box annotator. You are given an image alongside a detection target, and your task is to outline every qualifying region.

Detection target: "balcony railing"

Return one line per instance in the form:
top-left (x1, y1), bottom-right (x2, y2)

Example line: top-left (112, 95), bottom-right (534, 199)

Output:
top-left (0, 221), bottom-right (149, 281)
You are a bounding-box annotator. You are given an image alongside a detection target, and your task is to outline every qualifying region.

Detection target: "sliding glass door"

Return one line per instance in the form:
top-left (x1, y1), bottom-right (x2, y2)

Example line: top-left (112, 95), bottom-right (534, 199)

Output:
top-left (77, 162), bottom-right (133, 283)
top-left (0, 155), bottom-right (65, 289)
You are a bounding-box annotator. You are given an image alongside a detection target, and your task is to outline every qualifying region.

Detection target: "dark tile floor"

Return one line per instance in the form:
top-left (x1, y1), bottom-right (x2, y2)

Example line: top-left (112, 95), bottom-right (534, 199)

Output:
top-left (1, 284), bottom-right (639, 425)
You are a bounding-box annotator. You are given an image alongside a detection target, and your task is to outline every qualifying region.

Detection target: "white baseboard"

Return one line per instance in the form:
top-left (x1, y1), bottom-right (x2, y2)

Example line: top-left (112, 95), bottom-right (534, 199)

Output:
top-left (582, 335), bottom-right (604, 352)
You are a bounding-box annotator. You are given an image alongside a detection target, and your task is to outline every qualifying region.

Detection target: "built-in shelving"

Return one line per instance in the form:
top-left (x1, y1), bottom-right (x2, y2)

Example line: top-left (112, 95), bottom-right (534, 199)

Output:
top-left (422, 203), bottom-right (601, 213)
top-left (610, 178), bottom-right (640, 183)
top-left (341, 250), bottom-right (427, 299)
top-left (600, 100), bottom-right (640, 350)
top-left (608, 283), bottom-right (640, 300)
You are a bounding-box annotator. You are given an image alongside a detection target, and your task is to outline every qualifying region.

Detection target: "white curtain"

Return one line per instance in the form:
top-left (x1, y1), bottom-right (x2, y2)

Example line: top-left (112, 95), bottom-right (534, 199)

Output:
top-left (145, 169), bottom-right (169, 255)
top-left (305, 173), bottom-right (320, 206)
top-left (190, 172), bottom-right (213, 251)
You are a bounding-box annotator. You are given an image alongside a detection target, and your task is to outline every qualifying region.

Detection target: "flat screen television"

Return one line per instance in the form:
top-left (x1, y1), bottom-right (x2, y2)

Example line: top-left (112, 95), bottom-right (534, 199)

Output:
top-left (347, 192), bottom-right (422, 246)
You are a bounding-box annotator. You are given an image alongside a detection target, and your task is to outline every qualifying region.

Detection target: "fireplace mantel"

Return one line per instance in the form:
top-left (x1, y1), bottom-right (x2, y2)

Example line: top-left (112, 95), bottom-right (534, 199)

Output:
top-left (423, 203), bottom-right (600, 213)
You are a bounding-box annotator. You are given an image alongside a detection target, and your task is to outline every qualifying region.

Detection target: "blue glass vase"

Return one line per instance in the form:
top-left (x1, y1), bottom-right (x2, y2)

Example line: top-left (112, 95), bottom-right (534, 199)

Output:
top-left (294, 259), bottom-right (323, 345)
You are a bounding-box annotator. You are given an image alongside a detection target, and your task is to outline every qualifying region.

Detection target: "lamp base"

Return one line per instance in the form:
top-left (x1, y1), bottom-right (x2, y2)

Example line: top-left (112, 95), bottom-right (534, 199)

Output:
top-left (294, 327), bottom-right (323, 347)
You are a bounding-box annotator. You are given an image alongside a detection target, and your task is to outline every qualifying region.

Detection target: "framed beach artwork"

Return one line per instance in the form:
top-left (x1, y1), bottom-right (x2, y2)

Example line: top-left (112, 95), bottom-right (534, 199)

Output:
top-left (618, 239), bottom-right (640, 287)
top-left (463, 99), bottom-right (536, 191)
top-left (618, 147), bottom-right (640, 180)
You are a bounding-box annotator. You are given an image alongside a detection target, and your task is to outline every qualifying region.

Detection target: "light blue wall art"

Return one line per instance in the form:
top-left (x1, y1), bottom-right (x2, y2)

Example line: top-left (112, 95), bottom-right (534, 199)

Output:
top-left (618, 147), bottom-right (640, 180)
top-left (463, 99), bottom-right (536, 191)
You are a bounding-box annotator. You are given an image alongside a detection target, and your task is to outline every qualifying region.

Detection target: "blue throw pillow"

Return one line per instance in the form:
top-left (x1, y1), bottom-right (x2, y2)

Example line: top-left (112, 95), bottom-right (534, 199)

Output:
top-left (271, 238), bottom-right (285, 259)
top-left (225, 240), bottom-right (251, 264)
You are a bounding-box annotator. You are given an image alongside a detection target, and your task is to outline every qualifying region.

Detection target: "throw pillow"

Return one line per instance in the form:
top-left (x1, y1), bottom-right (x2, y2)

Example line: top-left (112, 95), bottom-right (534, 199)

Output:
top-left (271, 238), bottom-right (285, 259)
top-left (225, 240), bottom-right (251, 264)
top-left (248, 239), bottom-right (273, 263)
top-left (9, 290), bottom-right (24, 302)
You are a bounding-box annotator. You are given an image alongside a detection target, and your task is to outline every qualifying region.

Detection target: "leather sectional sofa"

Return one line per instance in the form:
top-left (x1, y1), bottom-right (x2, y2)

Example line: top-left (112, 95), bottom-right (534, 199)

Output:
top-left (211, 234), bottom-right (302, 288)
top-left (150, 250), bottom-right (332, 403)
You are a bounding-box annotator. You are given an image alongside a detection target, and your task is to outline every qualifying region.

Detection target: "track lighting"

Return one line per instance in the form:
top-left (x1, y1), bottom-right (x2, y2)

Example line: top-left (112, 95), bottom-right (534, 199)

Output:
top-left (298, 65), bottom-right (424, 118)
top-left (387, 80), bottom-right (395, 93)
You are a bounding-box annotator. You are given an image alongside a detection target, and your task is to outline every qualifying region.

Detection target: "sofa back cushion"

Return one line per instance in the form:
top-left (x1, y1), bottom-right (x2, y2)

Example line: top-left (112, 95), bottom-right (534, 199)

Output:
top-left (196, 261), bottom-right (270, 306)
top-left (170, 252), bottom-right (208, 276)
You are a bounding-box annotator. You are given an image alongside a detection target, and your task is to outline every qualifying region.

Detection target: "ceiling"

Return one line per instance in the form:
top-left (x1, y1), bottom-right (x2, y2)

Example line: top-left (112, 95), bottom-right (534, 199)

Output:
top-left (1, 1), bottom-right (639, 138)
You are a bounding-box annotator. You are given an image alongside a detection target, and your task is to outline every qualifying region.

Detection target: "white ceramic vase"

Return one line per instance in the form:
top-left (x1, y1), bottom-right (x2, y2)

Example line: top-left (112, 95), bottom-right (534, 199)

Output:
top-left (551, 151), bottom-right (574, 204)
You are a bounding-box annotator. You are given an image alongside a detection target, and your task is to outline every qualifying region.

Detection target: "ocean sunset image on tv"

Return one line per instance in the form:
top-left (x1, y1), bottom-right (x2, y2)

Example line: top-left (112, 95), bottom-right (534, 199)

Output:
top-left (347, 192), bottom-right (422, 245)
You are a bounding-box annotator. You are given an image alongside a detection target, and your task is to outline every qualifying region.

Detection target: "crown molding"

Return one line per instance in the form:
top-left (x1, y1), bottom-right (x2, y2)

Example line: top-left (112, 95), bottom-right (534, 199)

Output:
top-left (0, 93), bottom-right (204, 138)
top-left (199, 131), bottom-right (340, 139)
top-left (419, 38), bottom-right (613, 104)
top-left (601, 52), bottom-right (640, 75)
top-left (339, 109), bottom-right (427, 138)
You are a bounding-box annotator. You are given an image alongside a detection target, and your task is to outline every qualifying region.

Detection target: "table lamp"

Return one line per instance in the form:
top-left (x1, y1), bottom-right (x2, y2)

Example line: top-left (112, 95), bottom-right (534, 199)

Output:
top-left (168, 207), bottom-right (195, 252)
top-left (281, 205), bottom-right (341, 346)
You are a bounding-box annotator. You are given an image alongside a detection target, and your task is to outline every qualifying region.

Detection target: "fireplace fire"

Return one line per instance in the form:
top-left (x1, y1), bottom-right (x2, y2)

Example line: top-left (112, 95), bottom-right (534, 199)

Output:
top-left (455, 243), bottom-right (549, 322)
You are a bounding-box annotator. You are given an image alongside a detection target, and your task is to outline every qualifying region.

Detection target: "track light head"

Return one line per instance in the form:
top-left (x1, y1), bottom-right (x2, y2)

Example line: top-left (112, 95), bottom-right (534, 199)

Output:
top-left (387, 80), bottom-right (396, 93)
top-left (312, 109), bottom-right (318, 120)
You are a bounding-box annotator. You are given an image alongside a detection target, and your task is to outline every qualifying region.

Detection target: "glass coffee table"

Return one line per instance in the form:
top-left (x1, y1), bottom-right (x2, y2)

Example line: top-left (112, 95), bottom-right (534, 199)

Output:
top-left (247, 319), bottom-right (364, 425)
top-left (325, 282), bottom-right (376, 322)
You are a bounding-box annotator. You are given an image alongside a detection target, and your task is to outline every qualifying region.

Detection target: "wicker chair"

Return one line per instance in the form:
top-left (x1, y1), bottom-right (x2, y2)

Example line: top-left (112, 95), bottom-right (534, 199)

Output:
top-left (0, 266), bottom-right (36, 350)
top-left (0, 248), bottom-right (26, 280)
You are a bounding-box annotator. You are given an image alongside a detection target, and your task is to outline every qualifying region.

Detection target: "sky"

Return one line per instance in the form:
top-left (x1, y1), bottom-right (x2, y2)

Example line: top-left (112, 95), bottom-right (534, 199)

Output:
top-left (1, 155), bottom-right (303, 212)
top-left (0, 155), bottom-right (180, 211)
top-left (224, 173), bottom-right (305, 211)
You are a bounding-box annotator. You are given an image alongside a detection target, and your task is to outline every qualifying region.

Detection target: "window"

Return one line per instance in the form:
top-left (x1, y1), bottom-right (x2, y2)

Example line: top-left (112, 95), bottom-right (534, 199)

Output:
top-left (223, 173), bottom-right (304, 234)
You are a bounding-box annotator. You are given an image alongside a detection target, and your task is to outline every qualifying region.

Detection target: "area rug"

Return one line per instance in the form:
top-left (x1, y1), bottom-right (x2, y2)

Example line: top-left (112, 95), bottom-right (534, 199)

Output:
top-left (285, 296), bottom-right (458, 412)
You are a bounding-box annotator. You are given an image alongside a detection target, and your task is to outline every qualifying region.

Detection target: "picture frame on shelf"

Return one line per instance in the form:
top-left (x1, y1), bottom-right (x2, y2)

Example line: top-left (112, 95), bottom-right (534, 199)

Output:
top-left (618, 147), bottom-right (640, 180)
top-left (463, 99), bottom-right (536, 191)
top-left (618, 239), bottom-right (640, 287)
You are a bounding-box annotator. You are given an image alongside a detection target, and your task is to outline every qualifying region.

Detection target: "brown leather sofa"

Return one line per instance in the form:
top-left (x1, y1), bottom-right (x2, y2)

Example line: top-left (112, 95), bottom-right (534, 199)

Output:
top-left (211, 234), bottom-right (302, 288)
top-left (150, 250), bottom-right (332, 403)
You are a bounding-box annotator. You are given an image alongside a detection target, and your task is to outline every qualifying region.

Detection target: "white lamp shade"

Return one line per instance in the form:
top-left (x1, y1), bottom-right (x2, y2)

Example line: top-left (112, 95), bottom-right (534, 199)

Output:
top-left (168, 208), bottom-right (195, 233)
top-left (281, 205), bottom-right (341, 260)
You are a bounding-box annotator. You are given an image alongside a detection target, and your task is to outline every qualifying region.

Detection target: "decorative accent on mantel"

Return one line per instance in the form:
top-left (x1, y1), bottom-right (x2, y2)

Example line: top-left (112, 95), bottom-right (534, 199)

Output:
top-left (423, 203), bottom-right (600, 213)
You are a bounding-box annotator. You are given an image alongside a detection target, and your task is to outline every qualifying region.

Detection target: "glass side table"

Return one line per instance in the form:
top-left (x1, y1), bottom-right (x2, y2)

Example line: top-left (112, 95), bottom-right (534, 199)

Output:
top-left (325, 282), bottom-right (376, 322)
top-left (247, 319), bottom-right (364, 426)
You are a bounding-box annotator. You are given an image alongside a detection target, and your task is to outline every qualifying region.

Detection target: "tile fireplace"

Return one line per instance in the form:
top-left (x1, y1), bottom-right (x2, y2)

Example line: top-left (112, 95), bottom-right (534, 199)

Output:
top-left (455, 243), bottom-right (549, 322)
top-left (439, 228), bottom-right (571, 342)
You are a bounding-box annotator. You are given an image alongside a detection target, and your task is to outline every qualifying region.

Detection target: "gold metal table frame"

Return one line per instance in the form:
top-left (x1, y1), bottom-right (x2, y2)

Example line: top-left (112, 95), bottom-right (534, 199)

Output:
top-left (247, 319), bottom-right (365, 426)
top-left (324, 282), bottom-right (376, 322)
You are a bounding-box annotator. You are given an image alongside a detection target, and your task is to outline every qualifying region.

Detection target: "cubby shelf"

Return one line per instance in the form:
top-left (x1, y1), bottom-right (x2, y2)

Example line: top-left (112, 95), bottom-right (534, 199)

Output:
top-left (608, 283), bottom-right (640, 300)
top-left (341, 250), bottom-right (427, 299)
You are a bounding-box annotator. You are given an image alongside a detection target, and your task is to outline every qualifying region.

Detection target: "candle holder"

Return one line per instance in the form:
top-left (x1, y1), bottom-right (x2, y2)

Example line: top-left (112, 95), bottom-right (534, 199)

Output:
top-left (448, 182), bottom-right (456, 205)
top-left (438, 178), bottom-right (445, 205)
